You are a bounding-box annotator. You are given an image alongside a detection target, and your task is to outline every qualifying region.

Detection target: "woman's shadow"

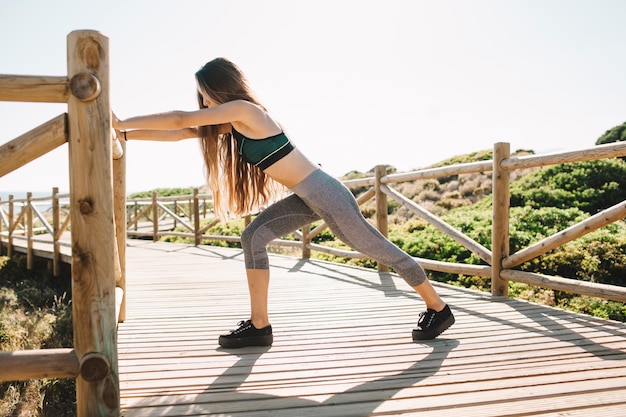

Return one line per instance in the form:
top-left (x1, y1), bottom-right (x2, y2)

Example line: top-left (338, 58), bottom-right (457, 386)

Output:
top-left (182, 339), bottom-right (460, 417)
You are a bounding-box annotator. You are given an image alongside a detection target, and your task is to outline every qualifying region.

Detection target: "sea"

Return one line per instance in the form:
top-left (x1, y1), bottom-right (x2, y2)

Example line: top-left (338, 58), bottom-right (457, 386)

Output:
top-left (0, 191), bottom-right (69, 211)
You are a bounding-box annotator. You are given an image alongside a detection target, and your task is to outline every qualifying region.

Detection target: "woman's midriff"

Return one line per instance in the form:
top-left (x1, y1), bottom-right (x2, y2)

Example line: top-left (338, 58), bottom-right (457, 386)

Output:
top-left (263, 148), bottom-right (319, 189)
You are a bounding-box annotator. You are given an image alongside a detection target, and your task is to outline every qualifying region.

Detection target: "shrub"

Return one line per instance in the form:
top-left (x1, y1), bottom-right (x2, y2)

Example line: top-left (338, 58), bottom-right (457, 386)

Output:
top-left (0, 256), bottom-right (75, 417)
top-left (510, 159), bottom-right (626, 214)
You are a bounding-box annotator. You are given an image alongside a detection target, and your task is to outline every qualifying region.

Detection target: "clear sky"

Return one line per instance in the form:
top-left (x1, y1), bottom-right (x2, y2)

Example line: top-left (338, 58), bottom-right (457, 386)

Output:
top-left (1, 0), bottom-right (625, 194)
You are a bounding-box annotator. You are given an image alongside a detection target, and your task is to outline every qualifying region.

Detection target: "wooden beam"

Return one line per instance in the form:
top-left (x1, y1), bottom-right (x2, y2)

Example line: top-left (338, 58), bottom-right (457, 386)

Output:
top-left (504, 200), bottom-right (626, 269)
top-left (501, 269), bottom-right (626, 302)
top-left (0, 114), bottom-right (67, 177)
top-left (502, 141), bottom-right (626, 170)
top-left (0, 74), bottom-right (69, 102)
top-left (0, 349), bottom-right (78, 381)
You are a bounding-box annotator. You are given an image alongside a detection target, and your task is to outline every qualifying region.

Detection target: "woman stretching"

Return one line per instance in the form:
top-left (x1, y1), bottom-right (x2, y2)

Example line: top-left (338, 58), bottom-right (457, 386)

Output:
top-left (113, 57), bottom-right (455, 348)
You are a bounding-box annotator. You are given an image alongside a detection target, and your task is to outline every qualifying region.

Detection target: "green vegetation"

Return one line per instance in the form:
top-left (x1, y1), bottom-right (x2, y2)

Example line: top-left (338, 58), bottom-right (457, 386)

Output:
top-left (0, 257), bottom-right (75, 417)
top-left (596, 121), bottom-right (626, 146)
top-left (128, 187), bottom-right (195, 199)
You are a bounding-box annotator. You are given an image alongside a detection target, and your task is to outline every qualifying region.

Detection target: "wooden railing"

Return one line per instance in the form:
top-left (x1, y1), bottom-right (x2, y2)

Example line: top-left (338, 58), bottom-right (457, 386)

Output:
top-left (0, 30), bottom-right (125, 417)
top-left (116, 142), bottom-right (626, 303)
top-left (4, 141), bottom-right (626, 306)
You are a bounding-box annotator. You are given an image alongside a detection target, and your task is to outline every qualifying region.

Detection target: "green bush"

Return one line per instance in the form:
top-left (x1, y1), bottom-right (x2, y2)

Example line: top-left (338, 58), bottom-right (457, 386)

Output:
top-left (129, 187), bottom-right (194, 199)
top-left (510, 159), bottom-right (626, 214)
top-left (0, 256), bottom-right (75, 417)
top-left (596, 121), bottom-right (626, 145)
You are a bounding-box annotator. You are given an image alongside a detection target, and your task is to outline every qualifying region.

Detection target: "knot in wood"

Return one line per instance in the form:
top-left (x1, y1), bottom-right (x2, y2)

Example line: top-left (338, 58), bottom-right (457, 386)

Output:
top-left (70, 72), bottom-right (101, 101)
top-left (79, 352), bottom-right (110, 383)
top-left (78, 198), bottom-right (93, 214)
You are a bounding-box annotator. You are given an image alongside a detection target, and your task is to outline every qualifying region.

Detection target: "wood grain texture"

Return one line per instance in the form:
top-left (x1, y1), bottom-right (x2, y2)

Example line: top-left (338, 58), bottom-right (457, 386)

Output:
top-left (118, 240), bottom-right (626, 417)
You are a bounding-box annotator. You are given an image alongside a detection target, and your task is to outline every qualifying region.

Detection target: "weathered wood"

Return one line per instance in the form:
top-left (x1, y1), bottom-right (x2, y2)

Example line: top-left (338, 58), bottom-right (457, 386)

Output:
top-left (52, 188), bottom-right (61, 276)
top-left (190, 188), bottom-right (198, 245)
top-left (113, 137), bottom-right (127, 321)
top-left (26, 193), bottom-right (33, 269)
top-left (116, 242), bottom-right (626, 417)
top-left (0, 349), bottom-right (79, 381)
top-left (0, 113), bottom-right (67, 177)
top-left (501, 269), bottom-right (626, 302)
top-left (67, 29), bottom-right (120, 417)
top-left (381, 184), bottom-right (492, 264)
top-left (375, 165), bottom-right (390, 272)
top-left (69, 71), bottom-right (101, 101)
top-left (502, 140), bottom-right (626, 170)
top-left (382, 160), bottom-right (493, 184)
top-left (491, 142), bottom-right (510, 296)
top-left (152, 192), bottom-right (159, 242)
top-left (504, 199), bottom-right (626, 269)
top-left (0, 74), bottom-right (69, 102)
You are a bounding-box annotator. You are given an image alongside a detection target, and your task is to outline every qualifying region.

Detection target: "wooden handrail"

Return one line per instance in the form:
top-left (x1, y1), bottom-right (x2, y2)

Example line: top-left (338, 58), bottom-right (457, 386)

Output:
top-left (0, 74), bottom-right (69, 102)
top-left (3, 142), bottom-right (626, 305)
top-left (0, 349), bottom-right (79, 380)
top-left (504, 200), bottom-right (626, 269)
top-left (0, 113), bottom-right (67, 177)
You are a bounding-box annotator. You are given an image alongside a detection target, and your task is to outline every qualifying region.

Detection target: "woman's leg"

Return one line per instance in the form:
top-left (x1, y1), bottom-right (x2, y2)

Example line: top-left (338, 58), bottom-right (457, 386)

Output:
top-left (291, 170), bottom-right (430, 288)
top-left (290, 170), bottom-right (454, 338)
top-left (220, 194), bottom-right (319, 347)
top-left (241, 194), bottom-right (320, 327)
top-left (246, 269), bottom-right (271, 329)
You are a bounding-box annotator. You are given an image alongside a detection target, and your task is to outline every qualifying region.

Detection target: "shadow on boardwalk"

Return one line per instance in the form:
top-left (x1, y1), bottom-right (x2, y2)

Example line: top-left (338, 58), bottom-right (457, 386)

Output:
top-left (118, 240), bottom-right (626, 417)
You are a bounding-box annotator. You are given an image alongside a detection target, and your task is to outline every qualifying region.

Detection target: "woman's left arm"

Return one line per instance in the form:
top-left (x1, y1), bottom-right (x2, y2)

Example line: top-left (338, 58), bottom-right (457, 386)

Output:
top-left (118, 127), bottom-right (198, 142)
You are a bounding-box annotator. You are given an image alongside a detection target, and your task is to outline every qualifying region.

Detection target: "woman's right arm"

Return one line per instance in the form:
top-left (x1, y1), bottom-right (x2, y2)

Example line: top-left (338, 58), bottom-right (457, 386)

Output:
top-left (119, 127), bottom-right (198, 142)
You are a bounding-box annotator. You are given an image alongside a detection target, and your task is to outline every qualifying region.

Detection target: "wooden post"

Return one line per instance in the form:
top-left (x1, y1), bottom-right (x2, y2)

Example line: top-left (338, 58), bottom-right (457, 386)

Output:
top-left (26, 192), bottom-right (33, 269)
top-left (302, 224), bottom-right (311, 259)
top-left (152, 191), bottom-right (158, 242)
top-left (173, 201), bottom-right (178, 229)
top-left (492, 142), bottom-right (510, 297)
top-left (113, 138), bottom-right (126, 322)
top-left (67, 30), bottom-right (120, 416)
top-left (133, 202), bottom-right (138, 231)
top-left (374, 165), bottom-right (389, 272)
top-left (7, 195), bottom-right (14, 257)
top-left (193, 188), bottom-right (200, 245)
top-left (52, 187), bottom-right (61, 276)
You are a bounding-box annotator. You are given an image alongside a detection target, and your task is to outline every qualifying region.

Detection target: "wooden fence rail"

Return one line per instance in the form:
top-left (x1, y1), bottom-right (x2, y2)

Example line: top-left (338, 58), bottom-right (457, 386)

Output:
top-left (3, 142), bottom-right (626, 305)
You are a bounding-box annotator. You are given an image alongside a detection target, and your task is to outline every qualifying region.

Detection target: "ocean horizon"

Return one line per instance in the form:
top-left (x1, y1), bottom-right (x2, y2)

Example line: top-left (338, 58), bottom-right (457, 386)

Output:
top-left (0, 191), bottom-right (69, 202)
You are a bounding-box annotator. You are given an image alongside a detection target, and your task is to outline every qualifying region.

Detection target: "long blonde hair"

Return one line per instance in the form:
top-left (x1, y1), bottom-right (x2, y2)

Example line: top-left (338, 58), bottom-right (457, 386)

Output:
top-left (195, 58), bottom-right (282, 220)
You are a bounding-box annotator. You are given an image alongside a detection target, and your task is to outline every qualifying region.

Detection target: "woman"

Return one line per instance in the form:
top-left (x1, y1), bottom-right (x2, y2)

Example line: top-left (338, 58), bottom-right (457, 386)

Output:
top-left (113, 57), bottom-right (454, 348)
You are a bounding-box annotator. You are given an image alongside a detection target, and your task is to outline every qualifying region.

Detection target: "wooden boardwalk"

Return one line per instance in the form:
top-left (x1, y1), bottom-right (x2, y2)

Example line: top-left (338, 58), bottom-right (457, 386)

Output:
top-left (116, 240), bottom-right (626, 416)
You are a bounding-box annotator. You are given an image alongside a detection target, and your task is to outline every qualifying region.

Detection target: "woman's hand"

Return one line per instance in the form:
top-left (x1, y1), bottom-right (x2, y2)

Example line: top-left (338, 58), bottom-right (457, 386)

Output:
top-left (111, 111), bottom-right (122, 130)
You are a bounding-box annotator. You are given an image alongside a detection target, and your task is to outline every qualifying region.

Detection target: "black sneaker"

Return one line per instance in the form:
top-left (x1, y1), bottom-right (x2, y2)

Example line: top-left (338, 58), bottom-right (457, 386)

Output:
top-left (219, 320), bottom-right (273, 348)
top-left (412, 305), bottom-right (455, 340)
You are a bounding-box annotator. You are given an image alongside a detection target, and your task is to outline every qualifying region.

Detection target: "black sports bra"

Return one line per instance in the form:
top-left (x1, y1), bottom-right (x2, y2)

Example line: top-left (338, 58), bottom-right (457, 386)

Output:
top-left (232, 127), bottom-right (295, 170)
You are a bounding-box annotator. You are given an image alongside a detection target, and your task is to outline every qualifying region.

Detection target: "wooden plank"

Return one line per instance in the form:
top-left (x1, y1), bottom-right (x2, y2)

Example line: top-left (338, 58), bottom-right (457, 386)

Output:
top-left (0, 74), bottom-right (69, 102)
top-left (117, 241), bottom-right (626, 417)
top-left (0, 113), bottom-right (67, 177)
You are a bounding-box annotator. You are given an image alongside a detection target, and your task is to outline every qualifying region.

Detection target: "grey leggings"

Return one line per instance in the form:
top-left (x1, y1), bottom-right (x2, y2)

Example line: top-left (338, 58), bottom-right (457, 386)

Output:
top-left (240, 169), bottom-right (428, 287)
